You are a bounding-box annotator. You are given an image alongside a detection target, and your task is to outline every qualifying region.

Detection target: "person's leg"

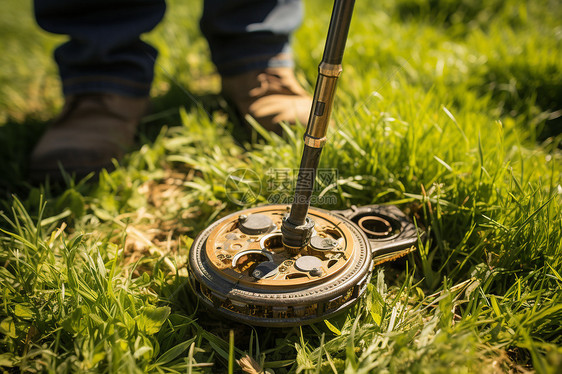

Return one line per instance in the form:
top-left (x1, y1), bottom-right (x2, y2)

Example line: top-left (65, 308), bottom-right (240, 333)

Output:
top-left (34, 0), bottom-right (165, 97)
top-left (200, 0), bottom-right (302, 76)
top-left (30, 0), bottom-right (165, 182)
top-left (200, 0), bottom-right (311, 133)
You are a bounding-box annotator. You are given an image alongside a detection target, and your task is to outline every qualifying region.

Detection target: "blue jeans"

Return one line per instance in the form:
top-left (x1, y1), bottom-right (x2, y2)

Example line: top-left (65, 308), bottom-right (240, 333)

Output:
top-left (34, 0), bottom-right (303, 97)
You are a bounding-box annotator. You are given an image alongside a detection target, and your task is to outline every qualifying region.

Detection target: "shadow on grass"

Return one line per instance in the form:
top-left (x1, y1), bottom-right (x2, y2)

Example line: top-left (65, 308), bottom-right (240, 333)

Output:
top-left (483, 60), bottom-right (562, 141)
top-left (0, 81), bottom-right (251, 201)
top-left (395, 0), bottom-right (509, 30)
top-left (0, 117), bottom-right (44, 200)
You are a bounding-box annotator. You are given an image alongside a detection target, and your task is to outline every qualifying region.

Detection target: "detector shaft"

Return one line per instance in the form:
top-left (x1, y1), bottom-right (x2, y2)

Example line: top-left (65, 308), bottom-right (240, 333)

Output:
top-left (282, 0), bottom-right (355, 250)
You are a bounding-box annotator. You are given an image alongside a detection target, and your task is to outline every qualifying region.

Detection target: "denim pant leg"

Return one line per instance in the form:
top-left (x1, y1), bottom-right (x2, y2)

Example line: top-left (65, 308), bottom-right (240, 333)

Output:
top-left (34, 0), bottom-right (166, 97)
top-left (200, 0), bottom-right (303, 76)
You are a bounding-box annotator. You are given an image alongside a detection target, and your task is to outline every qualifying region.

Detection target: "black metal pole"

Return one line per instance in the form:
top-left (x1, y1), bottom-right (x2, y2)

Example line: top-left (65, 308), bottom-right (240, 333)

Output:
top-left (282, 0), bottom-right (356, 251)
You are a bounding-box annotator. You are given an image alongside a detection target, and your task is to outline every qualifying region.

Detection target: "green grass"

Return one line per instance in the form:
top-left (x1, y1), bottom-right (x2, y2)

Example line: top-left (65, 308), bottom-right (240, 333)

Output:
top-left (1, 0), bottom-right (561, 372)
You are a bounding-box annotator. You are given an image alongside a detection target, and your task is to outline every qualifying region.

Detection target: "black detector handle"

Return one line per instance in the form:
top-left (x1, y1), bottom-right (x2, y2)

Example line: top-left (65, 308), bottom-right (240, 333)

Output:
top-left (282, 0), bottom-right (355, 249)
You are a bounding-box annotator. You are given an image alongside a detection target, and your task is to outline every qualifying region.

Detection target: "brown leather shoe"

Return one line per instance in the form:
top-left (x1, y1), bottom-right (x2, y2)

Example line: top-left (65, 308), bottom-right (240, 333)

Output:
top-left (221, 67), bottom-right (312, 134)
top-left (29, 93), bottom-right (149, 182)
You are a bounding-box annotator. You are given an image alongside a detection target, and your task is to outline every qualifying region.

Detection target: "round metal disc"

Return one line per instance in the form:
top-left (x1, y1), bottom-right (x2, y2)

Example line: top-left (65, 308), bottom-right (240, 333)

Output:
top-left (310, 236), bottom-right (339, 251)
top-left (295, 256), bottom-right (323, 272)
top-left (239, 213), bottom-right (274, 235)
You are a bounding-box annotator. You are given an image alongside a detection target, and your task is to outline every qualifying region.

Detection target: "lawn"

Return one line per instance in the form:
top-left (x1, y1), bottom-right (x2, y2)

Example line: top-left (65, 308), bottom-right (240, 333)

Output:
top-left (1, 0), bottom-right (561, 372)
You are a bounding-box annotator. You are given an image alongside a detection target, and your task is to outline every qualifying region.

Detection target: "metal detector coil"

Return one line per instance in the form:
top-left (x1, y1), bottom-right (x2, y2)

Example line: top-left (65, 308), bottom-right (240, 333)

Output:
top-left (188, 204), bottom-right (422, 327)
top-left (189, 205), bottom-right (372, 327)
